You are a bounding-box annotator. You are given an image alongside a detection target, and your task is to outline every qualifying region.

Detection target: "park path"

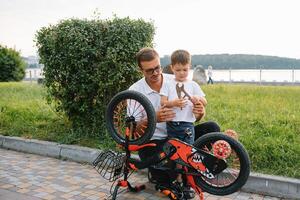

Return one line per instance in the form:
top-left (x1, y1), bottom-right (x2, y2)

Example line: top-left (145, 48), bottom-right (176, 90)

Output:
top-left (0, 148), bottom-right (285, 200)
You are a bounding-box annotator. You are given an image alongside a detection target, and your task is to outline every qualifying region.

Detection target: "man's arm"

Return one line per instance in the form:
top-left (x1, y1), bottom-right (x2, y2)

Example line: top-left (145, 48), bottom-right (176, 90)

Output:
top-left (191, 96), bottom-right (207, 106)
top-left (190, 81), bottom-right (206, 121)
top-left (156, 105), bottom-right (175, 122)
top-left (193, 101), bottom-right (206, 122)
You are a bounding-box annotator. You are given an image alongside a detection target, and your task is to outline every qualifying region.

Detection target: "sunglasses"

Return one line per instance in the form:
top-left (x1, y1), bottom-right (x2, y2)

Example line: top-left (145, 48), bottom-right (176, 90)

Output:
top-left (143, 65), bottom-right (161, 75)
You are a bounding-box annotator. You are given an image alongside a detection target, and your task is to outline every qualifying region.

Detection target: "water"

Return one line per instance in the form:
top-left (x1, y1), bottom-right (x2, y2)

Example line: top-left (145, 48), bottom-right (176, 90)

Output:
top-left (26, 68), bottom-right (300, 83)
top-left (24, 68), bottom-right (43, 80)
top-left (189, 69), bottom-right (300, 83)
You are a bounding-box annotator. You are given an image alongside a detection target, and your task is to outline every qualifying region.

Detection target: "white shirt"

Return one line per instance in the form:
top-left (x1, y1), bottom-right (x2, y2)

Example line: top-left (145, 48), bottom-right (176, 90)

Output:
top-left (208, 69), bottom-right (213, 77)
top-left (129, 73), bottom-right (174, 140)
top-left (160, 78), bottom-right (205, 122)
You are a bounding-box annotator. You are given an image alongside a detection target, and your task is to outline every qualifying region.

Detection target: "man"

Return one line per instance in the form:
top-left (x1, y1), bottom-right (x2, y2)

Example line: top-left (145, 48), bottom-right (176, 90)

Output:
top-left (130, 47), bottom-right (220, 143)
top-left (129, 47), bottom-right (220, 198)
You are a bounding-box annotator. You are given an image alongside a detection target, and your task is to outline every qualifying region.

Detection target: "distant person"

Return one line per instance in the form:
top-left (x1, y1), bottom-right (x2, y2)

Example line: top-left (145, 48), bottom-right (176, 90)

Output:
top-left (207, 65), bottom-right (214, 84)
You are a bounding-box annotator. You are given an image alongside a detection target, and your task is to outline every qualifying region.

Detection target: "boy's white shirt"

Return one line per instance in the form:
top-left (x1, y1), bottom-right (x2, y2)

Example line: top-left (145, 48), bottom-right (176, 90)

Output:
top-left (160, 78), bottom-right (205, 123)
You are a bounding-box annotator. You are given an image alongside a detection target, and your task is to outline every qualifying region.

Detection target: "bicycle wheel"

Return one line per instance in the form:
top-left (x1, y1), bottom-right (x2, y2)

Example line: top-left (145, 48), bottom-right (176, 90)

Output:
top-left (106, 90), bottom-right (156, 146)
top-left (192, 132), bottom-right (250, 195)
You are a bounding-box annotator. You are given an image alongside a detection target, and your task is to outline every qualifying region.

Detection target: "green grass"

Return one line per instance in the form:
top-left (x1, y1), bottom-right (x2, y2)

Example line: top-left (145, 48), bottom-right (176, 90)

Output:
top-left (0, 82), bottom-right (112, 148)
top-left (0, 82), bottom-right (299, 178)
top-left (202, 84), bottom-right (300, 178)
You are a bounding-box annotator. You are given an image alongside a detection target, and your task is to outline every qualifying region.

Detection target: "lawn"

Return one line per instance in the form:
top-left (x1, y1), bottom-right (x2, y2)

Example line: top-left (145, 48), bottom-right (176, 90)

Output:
top-left (203, 84), bottom-right (300, 178)
top-left (0, 82), bottom-right (299, 178)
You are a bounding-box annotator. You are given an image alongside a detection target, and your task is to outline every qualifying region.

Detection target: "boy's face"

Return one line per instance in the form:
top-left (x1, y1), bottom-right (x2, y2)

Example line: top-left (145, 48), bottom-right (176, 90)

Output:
top-left (171, 63), bottom-right (190, 82)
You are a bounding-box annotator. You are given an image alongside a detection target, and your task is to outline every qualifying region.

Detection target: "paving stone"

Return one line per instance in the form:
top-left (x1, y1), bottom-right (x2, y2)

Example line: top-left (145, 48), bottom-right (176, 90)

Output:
top-left (33, 191), bottom-right (49, 198)
top-left (0, 148), bottom-right (284, 200)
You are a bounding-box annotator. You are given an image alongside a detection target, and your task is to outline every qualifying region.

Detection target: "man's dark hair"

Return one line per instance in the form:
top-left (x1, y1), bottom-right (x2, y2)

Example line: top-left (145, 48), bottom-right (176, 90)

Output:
top-left (136, 47), bottom-right (159, 68)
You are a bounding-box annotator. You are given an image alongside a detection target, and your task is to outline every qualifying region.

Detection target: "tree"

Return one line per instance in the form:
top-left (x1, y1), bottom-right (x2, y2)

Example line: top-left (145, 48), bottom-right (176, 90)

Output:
top-left (0, 45), bottom-right (25, 81)
top-left (35, 17), bottom-right (155, 137)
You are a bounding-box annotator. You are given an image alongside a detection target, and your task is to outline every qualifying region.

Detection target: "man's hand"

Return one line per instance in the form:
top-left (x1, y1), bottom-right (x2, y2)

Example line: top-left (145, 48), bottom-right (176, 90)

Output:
top-left (191, 96), bottom-right (207, 106)
top-left (157, 105), bottom-right (175, 122)
top-left (192, 100), bottom-right (205, 121)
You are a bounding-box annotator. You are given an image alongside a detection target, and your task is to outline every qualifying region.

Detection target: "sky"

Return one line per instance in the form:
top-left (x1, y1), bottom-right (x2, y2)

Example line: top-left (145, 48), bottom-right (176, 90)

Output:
top-left (1, 0), bottom-right (300, 59)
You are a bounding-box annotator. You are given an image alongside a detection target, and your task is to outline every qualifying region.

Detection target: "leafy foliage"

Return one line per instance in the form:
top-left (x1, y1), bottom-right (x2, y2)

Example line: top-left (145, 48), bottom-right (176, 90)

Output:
top-left (35, 17), bottom-right (155, 136)
top-left (0, 45), bottom-right (25, 82)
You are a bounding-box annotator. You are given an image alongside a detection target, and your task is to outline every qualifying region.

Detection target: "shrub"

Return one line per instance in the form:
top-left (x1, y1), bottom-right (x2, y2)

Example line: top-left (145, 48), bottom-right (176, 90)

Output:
top-left (0, 45), bottom-right (25, 82)
top-left (35, 17), bottom-right (155, 137)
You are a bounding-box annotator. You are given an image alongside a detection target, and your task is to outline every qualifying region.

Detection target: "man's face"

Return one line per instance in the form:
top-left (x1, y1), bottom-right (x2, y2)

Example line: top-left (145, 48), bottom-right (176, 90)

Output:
top-left (140, 56), bottom-right (162, 84)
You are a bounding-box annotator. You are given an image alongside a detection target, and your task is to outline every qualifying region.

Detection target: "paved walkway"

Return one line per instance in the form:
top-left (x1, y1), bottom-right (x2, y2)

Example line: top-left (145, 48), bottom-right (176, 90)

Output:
top-left (0, 148), bottom-right (286, 200)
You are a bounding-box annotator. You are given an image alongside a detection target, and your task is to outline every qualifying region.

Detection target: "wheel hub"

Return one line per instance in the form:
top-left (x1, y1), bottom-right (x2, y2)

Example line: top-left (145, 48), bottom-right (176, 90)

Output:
top-left (212, 140), bottom-right (232, 159)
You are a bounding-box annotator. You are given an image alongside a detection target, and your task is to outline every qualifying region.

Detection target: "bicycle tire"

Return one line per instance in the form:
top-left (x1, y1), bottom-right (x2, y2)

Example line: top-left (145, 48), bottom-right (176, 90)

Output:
top-left (106, 90), bottom-right (156, 145)
top-left (192, 132), bottom-right (250, 195)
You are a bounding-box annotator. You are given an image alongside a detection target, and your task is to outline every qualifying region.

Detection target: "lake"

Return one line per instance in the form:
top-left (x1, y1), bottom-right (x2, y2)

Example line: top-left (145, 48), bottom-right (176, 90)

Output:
top-left (25, 68), bottom-right (300, 83)
top-left (189, 69), bottom-right (300, 83)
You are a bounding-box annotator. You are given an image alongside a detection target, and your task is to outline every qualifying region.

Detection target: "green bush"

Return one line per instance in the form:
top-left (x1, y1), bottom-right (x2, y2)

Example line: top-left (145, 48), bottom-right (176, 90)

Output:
top-left (0, 45), bottom-right (25, 82)
top-left (35, 17), bottom-right (155, 137)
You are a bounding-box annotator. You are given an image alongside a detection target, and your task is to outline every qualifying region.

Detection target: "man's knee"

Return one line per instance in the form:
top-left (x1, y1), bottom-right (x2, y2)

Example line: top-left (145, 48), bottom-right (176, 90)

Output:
top-left (205, 121), bottom-right (221, 132)
top-left (194, 121), bottom-right (221, 139)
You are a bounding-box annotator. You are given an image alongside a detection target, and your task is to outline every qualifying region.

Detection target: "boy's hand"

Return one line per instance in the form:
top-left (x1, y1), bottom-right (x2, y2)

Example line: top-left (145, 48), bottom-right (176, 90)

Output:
top-left (157, 105), bottom-right (175, 122)
top-left (172, 98), bottom-right (187, 109)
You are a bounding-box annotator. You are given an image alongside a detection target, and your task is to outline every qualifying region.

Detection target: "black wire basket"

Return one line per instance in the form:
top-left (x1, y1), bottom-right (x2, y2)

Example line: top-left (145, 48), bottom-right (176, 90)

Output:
top-left (93, 150), bottom-right (125, 182)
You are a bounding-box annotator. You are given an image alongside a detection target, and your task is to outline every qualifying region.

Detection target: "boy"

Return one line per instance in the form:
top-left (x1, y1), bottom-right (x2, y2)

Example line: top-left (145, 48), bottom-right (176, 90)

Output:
top-left (160, 49), bottom-right (207, 184)
top-left (161, 49), bottom-right (207, 144)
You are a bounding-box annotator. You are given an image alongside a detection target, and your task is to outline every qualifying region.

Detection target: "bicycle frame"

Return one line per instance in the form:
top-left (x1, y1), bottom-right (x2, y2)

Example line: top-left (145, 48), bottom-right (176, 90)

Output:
top-left (111, 125), bottom-right (230, 200)
top-left (99, 90), bottom-right (250, 199)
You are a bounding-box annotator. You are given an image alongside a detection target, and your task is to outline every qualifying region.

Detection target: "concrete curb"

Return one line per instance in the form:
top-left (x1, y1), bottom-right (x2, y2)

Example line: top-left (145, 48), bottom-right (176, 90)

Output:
top-left (59, 144), bottom-right (101, 163)
top-left (0, 135), bottom-right (101, 163)
top-left (243, 173), bottom-right (300, 199)
top-left (1, 136), bottom-right (61, 158)
top-left (0, 135), bottom-right (299, 199)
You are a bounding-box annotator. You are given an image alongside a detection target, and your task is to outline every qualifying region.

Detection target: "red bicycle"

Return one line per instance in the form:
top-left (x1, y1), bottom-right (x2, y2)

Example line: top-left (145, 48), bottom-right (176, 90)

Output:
top-left (94, 90), bottom-right (250, 200)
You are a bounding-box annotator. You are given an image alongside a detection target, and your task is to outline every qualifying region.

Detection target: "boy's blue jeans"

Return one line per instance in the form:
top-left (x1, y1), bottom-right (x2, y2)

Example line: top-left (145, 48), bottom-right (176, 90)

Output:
top-left (166, 121), bottom-right (195, 144)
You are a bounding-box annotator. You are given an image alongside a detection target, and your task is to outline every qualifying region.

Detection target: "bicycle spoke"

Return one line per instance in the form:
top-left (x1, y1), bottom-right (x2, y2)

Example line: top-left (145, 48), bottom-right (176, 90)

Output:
top-left (197, 139), bottom-right (244, 188)
top-left (111, 98), bottom-right (149, 142)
